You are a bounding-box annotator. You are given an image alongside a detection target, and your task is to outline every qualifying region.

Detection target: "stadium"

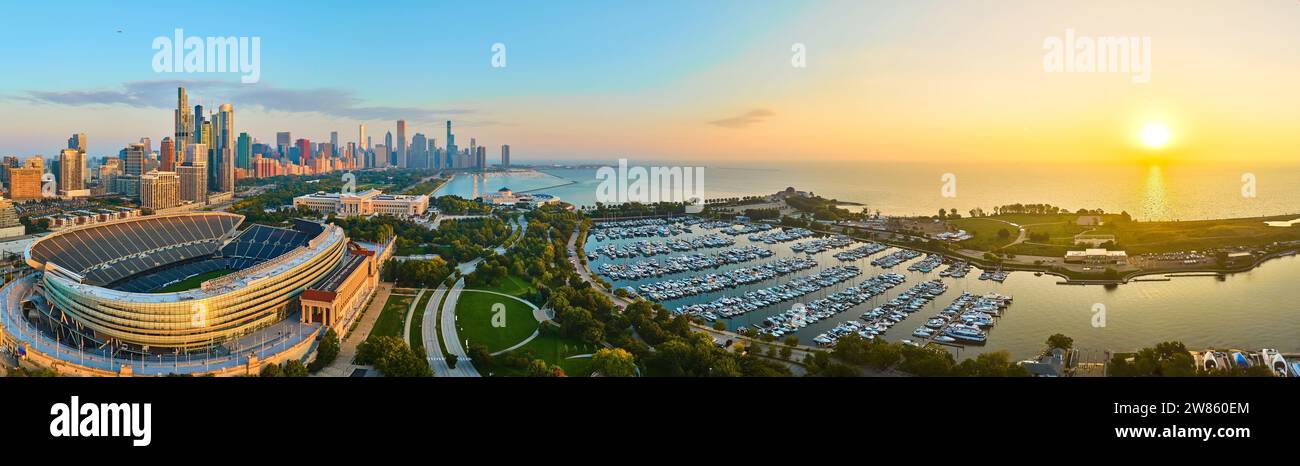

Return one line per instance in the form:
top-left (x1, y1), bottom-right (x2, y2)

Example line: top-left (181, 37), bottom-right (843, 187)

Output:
top-left (0, 212), bottom-right (388, 376)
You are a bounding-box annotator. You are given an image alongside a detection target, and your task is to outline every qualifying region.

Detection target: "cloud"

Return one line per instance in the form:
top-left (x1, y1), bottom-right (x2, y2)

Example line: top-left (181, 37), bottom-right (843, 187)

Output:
top-left (709, 108), bottom-right (773, 129)
top-left (12, 80), bottom-right (475, 123)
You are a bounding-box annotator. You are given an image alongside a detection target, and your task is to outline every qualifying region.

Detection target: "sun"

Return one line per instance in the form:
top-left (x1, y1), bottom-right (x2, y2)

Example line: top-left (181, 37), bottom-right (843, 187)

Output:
top-left (1139, 123), bottom-right (1172, 149)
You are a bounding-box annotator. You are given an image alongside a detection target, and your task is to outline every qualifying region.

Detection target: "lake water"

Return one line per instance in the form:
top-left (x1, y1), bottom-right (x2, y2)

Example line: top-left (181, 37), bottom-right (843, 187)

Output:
top-left (584, 228), bottom-right (1300, 360)
top-left (439, 161), bottom-right (1300, 221)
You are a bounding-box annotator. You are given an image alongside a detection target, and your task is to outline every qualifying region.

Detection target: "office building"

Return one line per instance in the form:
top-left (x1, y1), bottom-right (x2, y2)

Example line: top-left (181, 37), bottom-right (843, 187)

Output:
top-left (396, 120), bottom-right (407, 168)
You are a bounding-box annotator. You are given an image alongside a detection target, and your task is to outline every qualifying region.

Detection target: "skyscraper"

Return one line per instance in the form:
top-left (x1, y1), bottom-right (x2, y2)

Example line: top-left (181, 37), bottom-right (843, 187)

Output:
top-left (396, 120), bottom-right (407, 168)
top-left (330, 131), bottom-right (339, 157)
top-left (180, 144), bottom-right (208, 204)
top-left (139, 170), bottom-right (179, 210)
top-left (501, 144), bottom-right (510, 169)
top-left (385, 131), bottom-right (393, 166)
top-left (58, 148), bottom-right (85, 194)
top-left (411, 133), bottom-right (427, 169)
top-left (445, 121), bottom-right (456, 169)
top-left (67, 133), bottom-right (86, 153)
top-left (296, 139), bottom-right (311, 167)
top-left (359, 124), bottom-right (367, 150)
top-left (124, 143), bottom-right (145, 176)
top-left (212, 104), bottom-right (235, 192)
top-left (237, 132), bottom-right (252, 170)
top-left (174, 87), bottom-right (193, 162)
top-left (160, 137), bottom-right (176, 171)
top-left (276, 132), bottom-right (291, 157)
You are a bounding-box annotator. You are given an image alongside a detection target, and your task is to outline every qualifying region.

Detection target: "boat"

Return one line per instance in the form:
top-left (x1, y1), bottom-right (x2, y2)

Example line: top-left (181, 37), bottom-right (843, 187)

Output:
top-left (912, 328), bottom-right (933, 338)
top-left (943, 324), bottom-right (987, 344)
top-left (1292, 362), bottom-right (1300, 378)
top-left (1261, 349), bottom-right (1288, 377)
top-left (1231, 351), bottom-right (1251, 368)
top-left (933, 335), bottom-right (957, 343)
top-left (1200, 351), bottom-right (1221, 371)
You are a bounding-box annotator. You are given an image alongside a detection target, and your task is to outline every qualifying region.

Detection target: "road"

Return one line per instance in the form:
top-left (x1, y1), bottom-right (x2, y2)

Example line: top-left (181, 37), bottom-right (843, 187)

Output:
top-left (437, 278), bottom-right (480, 377)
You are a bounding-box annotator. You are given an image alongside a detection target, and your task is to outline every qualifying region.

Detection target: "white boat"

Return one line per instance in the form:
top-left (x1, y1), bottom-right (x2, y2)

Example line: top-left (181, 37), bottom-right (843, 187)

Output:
top-left (933, 335), bottom-right (957, 343)
top-left (1261, 349), bottom-right (1288, 377)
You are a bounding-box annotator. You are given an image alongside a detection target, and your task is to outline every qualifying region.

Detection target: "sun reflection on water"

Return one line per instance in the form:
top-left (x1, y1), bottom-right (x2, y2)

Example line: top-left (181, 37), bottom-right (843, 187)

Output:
top-left (1140, 165), bottom-right (1170, 220)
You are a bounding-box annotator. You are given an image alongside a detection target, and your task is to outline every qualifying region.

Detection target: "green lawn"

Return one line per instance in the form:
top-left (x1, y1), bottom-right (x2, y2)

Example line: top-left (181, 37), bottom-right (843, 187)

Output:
top-left (948, 217), bottom-right (1019, 251)
top-left (1089, 215), bottom-right (1300, 254)
top-left (484, 328), bottom-right (600, 377)
top-left (155, 269), bottom-right (235, 293)
top-left (408, 291), bottom-right (434, 352)
top-left (454, 291), bottom-right (538, 353)
top-left (369, 294), bottom-right (414, 339)
top-left (493, 275), bottom-right (533, 298)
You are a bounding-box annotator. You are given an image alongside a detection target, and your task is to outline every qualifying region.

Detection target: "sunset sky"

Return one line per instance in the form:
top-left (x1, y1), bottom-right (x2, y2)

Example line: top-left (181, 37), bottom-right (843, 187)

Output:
top-left (1, 0), bottom-right (1297, 164)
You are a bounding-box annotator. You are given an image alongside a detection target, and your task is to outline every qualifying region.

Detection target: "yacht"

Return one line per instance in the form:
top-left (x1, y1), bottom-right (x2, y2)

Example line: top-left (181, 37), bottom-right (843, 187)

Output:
top-left (1261, 349), bottom-right (1288, 377)
top-left (933, 335), bottom-right (957, 343)
top-left (943, 324), bottom-right (987, 344)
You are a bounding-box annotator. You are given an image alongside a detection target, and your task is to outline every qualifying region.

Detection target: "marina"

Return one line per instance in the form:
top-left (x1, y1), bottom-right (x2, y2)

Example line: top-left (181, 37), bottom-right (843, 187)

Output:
top-left (585, 219), bottom-right (1300, 360)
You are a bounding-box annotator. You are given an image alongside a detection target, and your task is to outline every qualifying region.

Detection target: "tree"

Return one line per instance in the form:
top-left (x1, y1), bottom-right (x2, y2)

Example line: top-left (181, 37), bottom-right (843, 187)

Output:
top-left (590, 348), bottom-right (636, 377)
top-left (356, 336), bottom-right (432, 377)
top-left (711, 320), bottom-right (726, 331)
top-left (997, 228), bottom-right (1010, 239)
top-left (259, 363), bottom-right (282, 377)
top-left (447, 353), bottom-right (458, 369)
top-left (1046, 333), bottom-right (1074, 351)
top-left (282, 359), bottom-right (309, 377)
top-left (308, 329), bottom-right (340, 372)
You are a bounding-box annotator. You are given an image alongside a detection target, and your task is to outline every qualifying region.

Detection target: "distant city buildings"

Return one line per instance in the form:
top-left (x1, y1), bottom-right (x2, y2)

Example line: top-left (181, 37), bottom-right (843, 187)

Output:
top-left (502, 144), bottom-right (510, 169)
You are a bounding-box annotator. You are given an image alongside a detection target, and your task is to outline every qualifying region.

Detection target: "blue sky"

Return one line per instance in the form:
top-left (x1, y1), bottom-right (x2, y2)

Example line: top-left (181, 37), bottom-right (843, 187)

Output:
top-left (2, 1), bottom-right (1297, 164)
top-left (0, 0), bottom-right (811, 157)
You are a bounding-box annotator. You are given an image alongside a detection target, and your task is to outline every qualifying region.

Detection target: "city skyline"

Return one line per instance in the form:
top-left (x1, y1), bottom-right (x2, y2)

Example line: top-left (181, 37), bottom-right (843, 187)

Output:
top-left (3, 1), bottom-right (1297, 164)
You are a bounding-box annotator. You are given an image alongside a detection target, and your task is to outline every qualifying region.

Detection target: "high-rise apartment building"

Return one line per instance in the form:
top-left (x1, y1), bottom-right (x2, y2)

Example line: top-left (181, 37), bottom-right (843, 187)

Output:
top-left (501, 144), bottom-right (510, 169)
top-left (8, 156), bottom-right (45, 201)
top-left (124, 143), bottom-right (145, 176)
top-left (58, 148), bottom-right (85, 194)
top-left (139, 170), bottom-right (180, 210)
top-left (179, 144), bottom-right (208, 204)
top-left (160, 137), bottom-right (176, 171)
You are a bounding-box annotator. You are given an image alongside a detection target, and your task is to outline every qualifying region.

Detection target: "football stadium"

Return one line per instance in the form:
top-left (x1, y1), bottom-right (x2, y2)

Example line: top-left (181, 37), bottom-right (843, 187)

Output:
top-left (0, 212), bottom-right (389, 376)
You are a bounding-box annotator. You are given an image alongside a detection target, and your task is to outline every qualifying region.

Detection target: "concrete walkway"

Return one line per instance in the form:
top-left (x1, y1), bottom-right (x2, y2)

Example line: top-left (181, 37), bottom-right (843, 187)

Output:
top-left (402, 288), bottom-right (427, 346)
top-left (313, 282), bottom-right (392, 377)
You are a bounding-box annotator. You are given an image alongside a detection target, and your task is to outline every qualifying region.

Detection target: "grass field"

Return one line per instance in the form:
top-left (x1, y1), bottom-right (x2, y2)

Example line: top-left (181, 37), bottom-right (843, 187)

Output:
top-left (1090, 215), bottom-right (1300, 254)
top-left (454, 291), bottom-right (538, 353)
top-left (155, 269), bottom-right (234, 293)
top-left (408, 291), bottom-right (434, 352)
top-left (485, 329), bottom-right (600, 377)
top-left (948, 217), bottom-right (1019, 251)
top-left (369, 294), bottom-right (414, 339)
top-left (492, 275), bottom-right (533, 297)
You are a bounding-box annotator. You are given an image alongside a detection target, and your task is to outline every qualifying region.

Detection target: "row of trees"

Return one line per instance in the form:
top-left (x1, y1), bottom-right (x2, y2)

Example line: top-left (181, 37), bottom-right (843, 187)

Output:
top-left (804, 333), bottom-right (1031, 377)
top-left (356, 336), bottom-right (432, 377)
